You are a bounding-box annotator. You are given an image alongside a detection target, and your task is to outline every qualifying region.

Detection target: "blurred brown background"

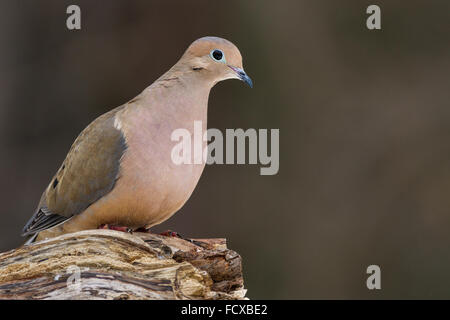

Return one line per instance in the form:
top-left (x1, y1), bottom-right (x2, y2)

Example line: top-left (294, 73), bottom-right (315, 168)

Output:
top-left (1, 0), bottom-right (450, 299)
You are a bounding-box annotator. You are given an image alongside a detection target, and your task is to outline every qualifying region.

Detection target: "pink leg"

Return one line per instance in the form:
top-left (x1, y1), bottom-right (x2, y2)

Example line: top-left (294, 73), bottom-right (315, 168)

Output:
top-left (134, 228), bottom-right (181, 238)
top-left (159, 230), bottom-right (182, 238)
top-left (98, 224), bottom-right (132, 233)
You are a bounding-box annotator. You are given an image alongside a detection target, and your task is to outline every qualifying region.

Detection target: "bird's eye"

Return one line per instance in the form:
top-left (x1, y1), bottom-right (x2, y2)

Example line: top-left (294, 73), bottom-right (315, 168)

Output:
top-left (210, 49), bottom-right (225, 63)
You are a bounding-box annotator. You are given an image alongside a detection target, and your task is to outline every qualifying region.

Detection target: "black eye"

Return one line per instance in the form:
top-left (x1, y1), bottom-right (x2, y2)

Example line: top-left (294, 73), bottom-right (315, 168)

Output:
top-left (211, 49), bottom-right (224, 61)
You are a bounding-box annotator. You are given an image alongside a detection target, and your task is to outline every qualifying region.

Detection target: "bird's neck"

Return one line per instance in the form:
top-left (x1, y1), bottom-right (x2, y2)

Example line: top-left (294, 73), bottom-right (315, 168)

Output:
top-left (141, 67), bottom-right (212, 125)
top-left (155, 63), bottom-right (215, 91)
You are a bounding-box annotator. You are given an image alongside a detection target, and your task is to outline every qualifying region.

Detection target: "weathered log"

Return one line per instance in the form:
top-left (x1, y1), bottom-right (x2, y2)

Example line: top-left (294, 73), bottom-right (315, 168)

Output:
top-left (0, 229), bottom-right (246, 300)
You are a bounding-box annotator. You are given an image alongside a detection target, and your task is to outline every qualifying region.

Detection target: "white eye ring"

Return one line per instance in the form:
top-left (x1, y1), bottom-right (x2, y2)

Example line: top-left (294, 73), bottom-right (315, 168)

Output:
top-left (210, 49), bottom-right (226, 63)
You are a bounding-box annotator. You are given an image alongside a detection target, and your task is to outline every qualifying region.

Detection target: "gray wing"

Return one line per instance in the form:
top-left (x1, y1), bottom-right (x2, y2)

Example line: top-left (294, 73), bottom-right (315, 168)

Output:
top-left (22, 107), bottom-right (128, 236)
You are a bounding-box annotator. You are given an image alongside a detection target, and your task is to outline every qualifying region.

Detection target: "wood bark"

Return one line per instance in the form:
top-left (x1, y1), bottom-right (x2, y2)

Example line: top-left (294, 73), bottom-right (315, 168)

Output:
top-left (0, 230), bottom-right (246, 300)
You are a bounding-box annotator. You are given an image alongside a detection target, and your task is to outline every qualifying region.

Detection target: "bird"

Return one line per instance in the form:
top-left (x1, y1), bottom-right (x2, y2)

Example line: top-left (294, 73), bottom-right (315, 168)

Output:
top-left (22, 36), bottom-right (252, 243)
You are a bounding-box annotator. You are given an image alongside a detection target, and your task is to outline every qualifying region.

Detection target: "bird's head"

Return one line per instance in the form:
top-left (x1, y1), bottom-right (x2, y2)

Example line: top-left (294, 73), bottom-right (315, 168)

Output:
top-left (179, 36), bottom-right (253, 88)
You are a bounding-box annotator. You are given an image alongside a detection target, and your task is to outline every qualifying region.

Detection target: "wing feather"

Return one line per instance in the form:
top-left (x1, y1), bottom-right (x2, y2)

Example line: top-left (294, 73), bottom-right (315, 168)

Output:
top-left (22, 106), bottom-right (128, 236)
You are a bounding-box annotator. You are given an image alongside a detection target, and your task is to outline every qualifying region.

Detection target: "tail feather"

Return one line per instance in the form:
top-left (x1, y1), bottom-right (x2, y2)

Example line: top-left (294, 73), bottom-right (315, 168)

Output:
top-left (24, 233), bottom-right (38, 245)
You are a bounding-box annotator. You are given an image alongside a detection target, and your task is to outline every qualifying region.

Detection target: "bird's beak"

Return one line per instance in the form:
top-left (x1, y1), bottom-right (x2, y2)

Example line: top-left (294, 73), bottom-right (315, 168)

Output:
top-left (228, 66), bottom-right (253, 88)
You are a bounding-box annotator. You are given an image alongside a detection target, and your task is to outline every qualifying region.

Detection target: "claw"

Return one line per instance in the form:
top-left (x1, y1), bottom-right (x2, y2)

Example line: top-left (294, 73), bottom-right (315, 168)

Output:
top-left (159, 230), bottom-right (182, 238)
top-left (98, 224), bottom-right (132, 233)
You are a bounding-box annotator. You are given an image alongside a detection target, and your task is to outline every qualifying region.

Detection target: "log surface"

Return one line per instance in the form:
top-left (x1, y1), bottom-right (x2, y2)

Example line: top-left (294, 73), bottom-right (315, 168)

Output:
top-left (0, 230), bottom-right (246, 300)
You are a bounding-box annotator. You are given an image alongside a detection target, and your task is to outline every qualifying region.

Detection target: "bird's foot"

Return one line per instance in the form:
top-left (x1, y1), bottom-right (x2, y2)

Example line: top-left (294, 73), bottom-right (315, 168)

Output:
top-left (98, 224), bottom-right (132, 233)
top-left (128, 227), bottom-right (185, 240)
top-left (159, 230), bottom-right (182, 238)
top-left (133, 228), bottom-right (181, 238)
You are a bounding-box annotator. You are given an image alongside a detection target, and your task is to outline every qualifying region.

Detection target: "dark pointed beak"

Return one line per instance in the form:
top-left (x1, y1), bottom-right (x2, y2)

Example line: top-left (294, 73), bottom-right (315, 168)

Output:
top-left (239, 70), bottom-right (253, 88)
top-left (229, 66), bottom-right (253, 88)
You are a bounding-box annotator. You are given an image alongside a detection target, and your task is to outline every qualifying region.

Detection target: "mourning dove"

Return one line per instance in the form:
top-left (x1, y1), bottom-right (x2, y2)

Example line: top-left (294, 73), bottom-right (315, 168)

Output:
top-left (22, 36), bottom-right (252, 243)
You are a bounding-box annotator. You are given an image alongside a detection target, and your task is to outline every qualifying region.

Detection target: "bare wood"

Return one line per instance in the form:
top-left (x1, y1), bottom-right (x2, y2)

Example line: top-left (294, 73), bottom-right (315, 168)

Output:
top-left (0, 230), bottom-right (246, 300)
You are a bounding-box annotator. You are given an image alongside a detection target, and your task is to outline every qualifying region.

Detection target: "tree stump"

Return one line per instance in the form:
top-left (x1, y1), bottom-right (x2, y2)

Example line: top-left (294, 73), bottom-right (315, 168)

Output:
top-left (0, 229), bottom-right (246, 300)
